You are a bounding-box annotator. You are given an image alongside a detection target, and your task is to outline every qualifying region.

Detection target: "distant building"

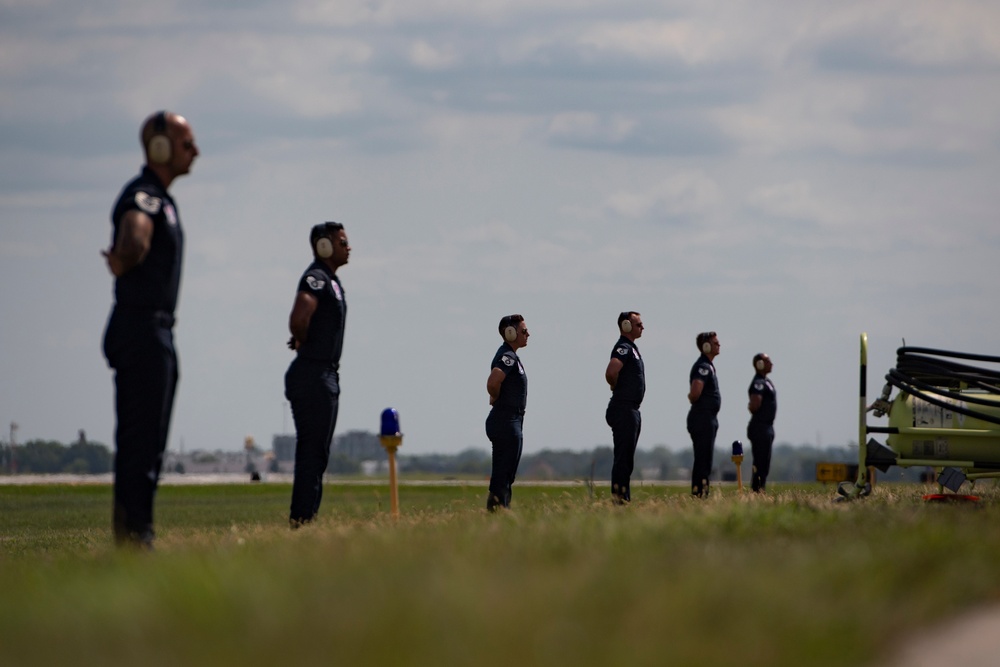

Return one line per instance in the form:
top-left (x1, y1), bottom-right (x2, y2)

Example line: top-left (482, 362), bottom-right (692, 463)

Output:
top-left (273, 435), bottom-right (296, 462)
top-left (335, 430), bottom-right (383, 460)
top-left (162, 449), bottom-right (252, 474)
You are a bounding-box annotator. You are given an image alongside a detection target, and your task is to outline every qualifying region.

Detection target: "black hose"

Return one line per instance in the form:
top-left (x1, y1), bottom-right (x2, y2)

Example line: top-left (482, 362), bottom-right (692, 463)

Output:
top-left (887, 369), bottom-right (1000, 408)
top-left (895, 347), bottom-right (1000, 388)
top-left (885, 347), bottom-right (1000, 427)
top-left (898, 346), bottom-right (1000, 366)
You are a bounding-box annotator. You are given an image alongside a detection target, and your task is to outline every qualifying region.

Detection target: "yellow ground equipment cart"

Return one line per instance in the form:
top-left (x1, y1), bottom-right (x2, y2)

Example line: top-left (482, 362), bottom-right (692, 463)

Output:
top-left (839, 333), bottom-right (1000, 499)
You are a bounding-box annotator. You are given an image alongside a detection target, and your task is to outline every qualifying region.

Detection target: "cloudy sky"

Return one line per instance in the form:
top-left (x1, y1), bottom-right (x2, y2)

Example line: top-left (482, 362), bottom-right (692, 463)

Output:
top-left (2, 0), bottom-right (999, 458)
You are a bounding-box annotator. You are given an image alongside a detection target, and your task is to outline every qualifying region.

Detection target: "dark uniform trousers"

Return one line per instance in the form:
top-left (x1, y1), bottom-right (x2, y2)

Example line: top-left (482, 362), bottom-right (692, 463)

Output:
top-left (285, 358), bottom-right (340, 523)
top-left (748, 423), bottom-right (774, 492)
top-left (486, 408), bottom-right (523, 510)
top-left (687, 412), bottom-right (718, 497)
top-left (606, 401), bottom-right (641, 502)
top-left (104, 311), bottom-right (178, 543)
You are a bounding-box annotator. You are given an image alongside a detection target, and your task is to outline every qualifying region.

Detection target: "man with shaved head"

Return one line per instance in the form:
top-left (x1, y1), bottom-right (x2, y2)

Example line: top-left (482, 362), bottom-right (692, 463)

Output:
top-left (101, 111), bottom-right (199, 549)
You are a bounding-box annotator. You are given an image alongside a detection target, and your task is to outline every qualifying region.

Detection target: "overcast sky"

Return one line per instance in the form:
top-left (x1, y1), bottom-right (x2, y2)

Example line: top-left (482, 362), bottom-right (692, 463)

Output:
top-left (2, 0), bottom-right (999, 458)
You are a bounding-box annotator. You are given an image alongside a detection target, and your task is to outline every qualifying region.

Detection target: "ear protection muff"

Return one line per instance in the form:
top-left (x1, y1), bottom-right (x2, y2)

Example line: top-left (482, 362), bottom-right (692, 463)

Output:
top-left (755, 357), bottom-right (766, 372)
top-left (702, 341), bottom-right (712, 354)
top-left (620, 313), bottom-right (632, 334)
top-left (500, 314), bottom-right (523, 343)
top-left (312, 222), bottom-right (343, 259)
top-left (315, 236), bottom-right (334, 258)
top-left (147, 111), bottom-right (171, 164)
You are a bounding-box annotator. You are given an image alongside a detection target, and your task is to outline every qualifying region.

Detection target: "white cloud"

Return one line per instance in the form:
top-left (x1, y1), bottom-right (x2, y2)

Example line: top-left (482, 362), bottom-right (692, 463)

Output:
top-left (576, 19), bottom-right (728, 65)
top-left (747, 181), bottom-right (834, 225)
top-left (547, 113), bottom-right (637, 146)
top-left (604, 171), bottom-right (723, 222)
top-left (825, 2), bottom-right (1000, 67)
top-left (409, 40), bottom-right (458, 70)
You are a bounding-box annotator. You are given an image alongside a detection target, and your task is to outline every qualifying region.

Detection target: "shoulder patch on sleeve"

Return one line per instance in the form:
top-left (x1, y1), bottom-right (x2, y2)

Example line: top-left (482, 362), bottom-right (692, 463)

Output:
top-left (305, 275), bottom-right (326, 291)
top-left (615, 346), bottom-right (628, 356)
top-left (698, 367), bottom-right (710, 376)
top-left (501, 355), bottom-right (515, 367)
top-left (753, 381), bottom-right (764, 391)
top-left (134, 191), bottom-right (162, 215)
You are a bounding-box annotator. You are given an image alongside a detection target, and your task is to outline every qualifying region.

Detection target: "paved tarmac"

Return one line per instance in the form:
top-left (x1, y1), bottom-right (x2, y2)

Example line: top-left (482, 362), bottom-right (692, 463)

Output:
top-left (880, 605), bottom-right (1000, 666)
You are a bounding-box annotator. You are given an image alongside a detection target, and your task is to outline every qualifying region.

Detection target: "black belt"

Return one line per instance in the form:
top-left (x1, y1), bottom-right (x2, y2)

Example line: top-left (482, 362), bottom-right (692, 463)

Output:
top-left (296, 356), bottom-right (340, 370)
top-left (493, 406), bottom-right (525, 416)
top-left (114, 308), bottom-right (175, 328)
top-left (151, 311), bottom-right (175, 328)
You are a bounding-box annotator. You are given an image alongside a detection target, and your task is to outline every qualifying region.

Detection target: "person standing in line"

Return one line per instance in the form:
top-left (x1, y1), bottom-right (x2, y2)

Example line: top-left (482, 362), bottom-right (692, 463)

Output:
top-left (605, 311), bottom-right (645, 504)
top-left (485, 314), bottom-right (529, 511)
top-left (102, 111), bottom-right (199, 549)
top-left (747, 353), bottom-right (777, 492)
top-left (285, 222), bottom-right (350, 527)
top-left (687, 331), bottom-right (721, 498)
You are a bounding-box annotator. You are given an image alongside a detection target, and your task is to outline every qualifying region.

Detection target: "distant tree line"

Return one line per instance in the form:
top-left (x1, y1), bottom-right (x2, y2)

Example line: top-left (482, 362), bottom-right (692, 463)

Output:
top-left (398, 443), bottom-right (883, 483)
top-left (0, 439), bottom-right (112, 474)
top-left (2, 431), bottom-right (920, 483)
top-left (330, 430), bottom-right (904, 483)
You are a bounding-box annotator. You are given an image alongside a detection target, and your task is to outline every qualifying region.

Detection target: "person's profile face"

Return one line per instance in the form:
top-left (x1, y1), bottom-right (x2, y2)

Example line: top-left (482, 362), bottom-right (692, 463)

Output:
top-left (515, 322), bottom-right (529, 347)
top-left (171, 123), bottom-right (199, 175)
top-left (631, 316), bottom-right (644, 339)
top-left (331, 230), bottom-right (350, 266)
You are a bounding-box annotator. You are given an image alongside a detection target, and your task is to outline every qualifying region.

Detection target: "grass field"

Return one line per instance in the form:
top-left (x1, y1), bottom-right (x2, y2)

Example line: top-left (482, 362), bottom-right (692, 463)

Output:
top-left (1, 480), bottom-right (998, 666)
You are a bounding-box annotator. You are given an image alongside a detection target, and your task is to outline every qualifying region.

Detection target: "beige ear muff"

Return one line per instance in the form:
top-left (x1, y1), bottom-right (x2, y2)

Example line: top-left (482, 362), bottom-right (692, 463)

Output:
top-left (147, 111), bottom-right (171, 164)
top-left (621, 319), bottom-right (632, 334)
top-left (755, 358), bottom-right (765, 372)
top-left (702, 342), bottom-right (712, 354)
top-left (504, 325), bottom-right (517, 342)
top-left (147, 135), bottom-right (171, 164)
top-left (315, 237), bottom-right (334, 259)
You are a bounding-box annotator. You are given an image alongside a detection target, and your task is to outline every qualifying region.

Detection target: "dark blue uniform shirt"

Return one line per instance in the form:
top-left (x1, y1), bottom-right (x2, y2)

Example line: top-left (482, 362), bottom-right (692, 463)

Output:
top-left (295, 261), bottom-right (347, 366)
top-left (110, 166), bottom-right (183, 314)
top-left (491, 343), bottom-right (527, 413)
top-left (610, 336), bottom-right (645, 406)
top-left (689, 355), bottom-right (721, 416)
top-left (748, 374), bottom-right (777, 425)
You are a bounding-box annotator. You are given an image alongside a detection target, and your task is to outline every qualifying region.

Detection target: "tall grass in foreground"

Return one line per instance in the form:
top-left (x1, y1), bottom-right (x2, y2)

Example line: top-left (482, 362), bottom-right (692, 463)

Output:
top-left (1, 482), bottom-right (998, 666)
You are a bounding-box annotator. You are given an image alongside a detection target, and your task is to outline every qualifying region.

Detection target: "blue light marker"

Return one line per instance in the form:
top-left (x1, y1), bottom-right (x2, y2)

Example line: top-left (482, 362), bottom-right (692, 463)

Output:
top-left (731, 440), bottom-right (744, 492)
top-left (380, 407), bottom-right (401, 437)
top-left (379, 408), bottom-right (403, 518)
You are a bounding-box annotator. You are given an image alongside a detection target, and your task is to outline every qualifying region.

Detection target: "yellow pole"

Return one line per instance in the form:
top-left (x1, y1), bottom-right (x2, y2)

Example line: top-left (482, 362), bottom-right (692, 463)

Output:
top-left (386, 443), bottom-right (399, 519)
top-left (858, 333), bottom-right (869, 491)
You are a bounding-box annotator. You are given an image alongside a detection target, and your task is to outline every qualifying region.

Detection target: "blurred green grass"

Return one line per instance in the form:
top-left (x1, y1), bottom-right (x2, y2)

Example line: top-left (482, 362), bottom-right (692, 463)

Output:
top-left (1, 481), bottom-right (999, 666)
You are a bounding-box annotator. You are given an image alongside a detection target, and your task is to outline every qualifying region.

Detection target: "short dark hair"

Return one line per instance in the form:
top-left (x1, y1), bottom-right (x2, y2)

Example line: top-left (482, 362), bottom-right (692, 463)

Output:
top-left (498, 314), bottom-right (524, 337)
top-left (140, 110), bottom-right (171, 149)
top-left (696, 331), bottom-right (717, 349)
top-left (618, 311), bottom-right (639, 329)
top-left (310, 221), bottom-right (344, 248)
